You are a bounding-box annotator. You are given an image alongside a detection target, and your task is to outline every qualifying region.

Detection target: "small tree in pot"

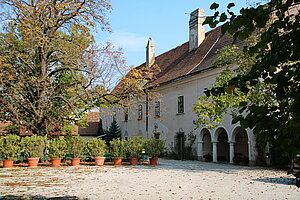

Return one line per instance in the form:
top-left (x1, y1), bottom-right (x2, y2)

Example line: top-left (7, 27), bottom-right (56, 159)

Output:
top-left (126, 137), bottom-right (144, 165)
top-left (144, 138), bottom-right (165, 165)
top-left (48, 136), bottom-right (67, 167)
top-left (20, 135), bottom-right (46, 167)
top-left (109, 138), bottom-right (126, 166)
top-left (66, 135), bottom-right (86, 166)
top-left (87, 138), bottom-right (107, 166)
top-left (0, 135), bottom-right (21, 168)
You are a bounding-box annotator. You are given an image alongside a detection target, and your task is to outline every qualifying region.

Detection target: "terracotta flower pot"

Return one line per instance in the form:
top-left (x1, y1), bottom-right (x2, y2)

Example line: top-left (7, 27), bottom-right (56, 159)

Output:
top-left (3, 160), bottom-right (14, 168)
top-left (129, 158), bottom-right (138, 165)
top-left (94, 157), bottom-right (105, 166)
top-left (27, 158), bottom-right (39, 167)
top-left (149, 157), bottom-right (158, 165)
top-left (51, 158), bottom-right (61, 167)
top-left (113, 158), bottom-right (122, 166)
top-left (71, 158), bottom-right (81, 166)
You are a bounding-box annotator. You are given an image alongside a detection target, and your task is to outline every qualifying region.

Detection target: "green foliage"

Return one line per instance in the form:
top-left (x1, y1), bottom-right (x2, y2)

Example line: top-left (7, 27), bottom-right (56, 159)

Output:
top-left (109, 138), bottom-right (126, 159)
top-left (126, 137), bottom-right (144, 158)
top-left (202, 0), bottom-right (300, 158)
top-left (0, 1), bottom-right (120, 136)
top-left (143, 138), bottom-right (165, 158)
top-left (48, 137), bottom-right (67, 159)
top-left (87, 138), bottom-right (107, 157)
top-left (105, 120), bottom-right (121, 144)
top-left (0, 135), bottom-right (21, 160)
top-left (65, 135), bottom-right (86, 158)
top-left (20, 135), bottom-right (46, 158)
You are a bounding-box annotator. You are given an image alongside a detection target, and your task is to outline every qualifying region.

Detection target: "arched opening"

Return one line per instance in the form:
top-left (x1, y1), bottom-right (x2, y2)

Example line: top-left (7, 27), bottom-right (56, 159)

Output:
top-left (233, 127), bottom-right (249, 163)
top-left (217, 128), bottom-right (229, 162)
top-left (202, 129), bottom-right (212, 156)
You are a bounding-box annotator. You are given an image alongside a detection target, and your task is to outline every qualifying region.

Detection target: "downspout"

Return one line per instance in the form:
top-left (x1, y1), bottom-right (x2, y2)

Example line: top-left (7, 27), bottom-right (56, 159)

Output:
top-left (145, 94), bottom-right (149, 139)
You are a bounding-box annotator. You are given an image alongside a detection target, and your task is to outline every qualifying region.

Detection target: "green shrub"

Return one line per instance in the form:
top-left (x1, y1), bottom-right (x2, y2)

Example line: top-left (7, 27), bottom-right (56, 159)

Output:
top-left (0, 135), bottom-right (21, 160)
top-left (144, 138), bottom-right (165, 158)
top-left (126, 137), bottom-right (144, 158)
top-left (48, 136), bottom-right (67, 159)
top-left (66, 135), bottom-right (86, 158)
top-left (87, 138), bottom-right (107, 157)
top-left (20, 135), bottom-right (46, 158)
top-left (109, 138), bottom-right (126, 159)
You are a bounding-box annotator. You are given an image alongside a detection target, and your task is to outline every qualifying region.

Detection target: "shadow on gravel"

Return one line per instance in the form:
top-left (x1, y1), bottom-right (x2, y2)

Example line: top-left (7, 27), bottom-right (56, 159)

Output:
top-left (252, 177), bottom-right (296, 186)
top-left (0, 196), bottom-right (82, 200)
top-left (126, 159), bottom-right (269, 174)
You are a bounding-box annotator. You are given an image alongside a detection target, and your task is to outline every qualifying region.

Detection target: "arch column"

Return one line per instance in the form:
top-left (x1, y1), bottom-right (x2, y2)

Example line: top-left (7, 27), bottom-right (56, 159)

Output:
top-left (229, 142), bottom-right (235, 164)
top-left (212, 141), bottom-right (218, 162)
top-left (248, 141), bottom-right (254, 166)
top-left (197, 141), bottom-right (204, 160)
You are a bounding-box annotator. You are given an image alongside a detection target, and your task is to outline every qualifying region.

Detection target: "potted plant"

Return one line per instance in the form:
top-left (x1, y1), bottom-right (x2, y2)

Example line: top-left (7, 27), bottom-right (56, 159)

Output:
top-left (87, 138), bottom-right (107, 166)
top-left (126, 137), bottom-right (144, 165)
top-left (144, 138), bottom-right (165, 165)
top-left (109, 138), bottom-right (126, 166)
top-left (203, 153), bottom-right (213, 162)
top-left (0, 135), bottom-right (21, 168)
top-left (20, 135), bottom-right (46, 167)
top-left (48, 136), bottom-right (67, 167)
top-left (66, 135), bottom-right (86, 166)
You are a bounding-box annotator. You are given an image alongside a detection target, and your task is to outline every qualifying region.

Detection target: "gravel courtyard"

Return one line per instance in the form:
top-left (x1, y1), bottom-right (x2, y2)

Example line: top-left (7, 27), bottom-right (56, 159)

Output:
top-left (0, 159), bottom-right (299, 200)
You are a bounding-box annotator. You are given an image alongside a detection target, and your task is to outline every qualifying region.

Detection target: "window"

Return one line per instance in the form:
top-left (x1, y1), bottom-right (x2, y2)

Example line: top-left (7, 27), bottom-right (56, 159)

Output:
top-left (178, 96), bottom-right (184, 114)
top-left (154, 101), bottom-right (160, 117)
top-left (138, 104), bottom-right (142, 120)
top-left (124, 108), bottom-right (129, 122)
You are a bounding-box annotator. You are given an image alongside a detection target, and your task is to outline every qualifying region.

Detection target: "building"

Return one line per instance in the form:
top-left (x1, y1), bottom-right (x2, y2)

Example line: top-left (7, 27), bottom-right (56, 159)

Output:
top-left (102, 8), bottom-right (258, 166)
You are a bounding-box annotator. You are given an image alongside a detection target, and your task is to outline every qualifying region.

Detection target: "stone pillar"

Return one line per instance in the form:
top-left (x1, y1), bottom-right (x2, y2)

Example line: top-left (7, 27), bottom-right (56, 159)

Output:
top-left (197, 141), bottom-right (204, 160)
top-left (229, 142), bottom-right (235, 164)
top-left (248, 141), bottom-right (255, 166)
top-left (212, 141), bottom-right (218, 162)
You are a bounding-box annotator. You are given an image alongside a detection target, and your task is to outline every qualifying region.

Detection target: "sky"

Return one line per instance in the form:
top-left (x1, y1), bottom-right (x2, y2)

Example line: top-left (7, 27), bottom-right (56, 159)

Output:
top-left (96, 0), bottom-right (253, 68)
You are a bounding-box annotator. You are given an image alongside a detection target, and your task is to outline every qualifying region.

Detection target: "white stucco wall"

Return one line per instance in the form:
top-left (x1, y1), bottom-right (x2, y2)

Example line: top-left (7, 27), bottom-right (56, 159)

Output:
top-left (101, 67), bottom-right (258, 165)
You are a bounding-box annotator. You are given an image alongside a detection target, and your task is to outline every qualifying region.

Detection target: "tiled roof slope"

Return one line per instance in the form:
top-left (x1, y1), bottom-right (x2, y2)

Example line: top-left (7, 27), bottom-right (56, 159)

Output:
top-left (115, 25), bottom-right (245, 90)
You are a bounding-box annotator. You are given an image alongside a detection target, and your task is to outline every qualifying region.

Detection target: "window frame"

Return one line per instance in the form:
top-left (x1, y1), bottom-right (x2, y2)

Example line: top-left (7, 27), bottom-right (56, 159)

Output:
top-left (138, 104), bottom-right (143, 120)
top-left (154, 100), bottom-right (160, 118)
top-left (178, 96), bottom-right (184, 114)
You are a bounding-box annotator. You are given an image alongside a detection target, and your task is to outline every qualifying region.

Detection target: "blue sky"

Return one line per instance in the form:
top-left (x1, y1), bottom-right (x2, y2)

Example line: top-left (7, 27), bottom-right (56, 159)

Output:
top-left (96, 0), bottom-right (252, 68)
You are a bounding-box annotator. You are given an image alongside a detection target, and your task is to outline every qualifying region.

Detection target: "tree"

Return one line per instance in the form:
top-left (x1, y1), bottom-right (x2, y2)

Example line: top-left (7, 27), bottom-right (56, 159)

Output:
top-left (0, 0), bottom-right (133, 135)
top-left (196, 0), bottom-right (300, 158)
top-left (105, 120), bottom-right (121, 144)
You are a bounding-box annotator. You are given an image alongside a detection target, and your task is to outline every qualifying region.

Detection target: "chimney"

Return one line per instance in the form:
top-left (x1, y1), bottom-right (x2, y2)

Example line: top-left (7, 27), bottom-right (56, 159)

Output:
top-left (146, 38), bottom-right (155, 67)
top-left (189, 8), bottom-right (205, 51)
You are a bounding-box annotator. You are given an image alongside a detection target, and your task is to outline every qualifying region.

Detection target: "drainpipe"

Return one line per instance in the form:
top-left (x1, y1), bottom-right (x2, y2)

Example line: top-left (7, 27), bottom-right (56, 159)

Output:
top-left (145, 94), bottom-right (149, 139)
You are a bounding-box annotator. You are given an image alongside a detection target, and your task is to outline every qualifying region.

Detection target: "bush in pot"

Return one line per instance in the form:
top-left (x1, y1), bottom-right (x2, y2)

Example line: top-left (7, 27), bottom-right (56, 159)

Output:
top-left (87, 138), bottom-right (107, 166)
top-left (109, 138), bottom-right (126, 166)
top-left (48, 136), bottom-right (67, 167)
top-left (0, 135), bottom-right (21, 168)
top-left (144, 138), bottom-right (165, 165)
top-left (66, 135), bottom-right (86, 166)
top-left (126, 137), bottom-right (144, 165)
top-left (20, 135), bottom-right (46, 167)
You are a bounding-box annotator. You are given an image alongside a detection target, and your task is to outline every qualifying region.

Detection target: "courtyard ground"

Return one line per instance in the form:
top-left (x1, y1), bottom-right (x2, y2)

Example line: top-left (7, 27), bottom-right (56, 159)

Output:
top-left (0, 159), bottom-right (299, 200)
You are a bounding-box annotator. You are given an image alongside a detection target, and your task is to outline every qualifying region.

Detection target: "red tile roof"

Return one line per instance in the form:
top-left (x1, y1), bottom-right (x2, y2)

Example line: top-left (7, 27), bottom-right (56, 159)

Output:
top-left (78, 122), bottom-right (99, 136)
top-left (114, 26), bottom-right (244, 91)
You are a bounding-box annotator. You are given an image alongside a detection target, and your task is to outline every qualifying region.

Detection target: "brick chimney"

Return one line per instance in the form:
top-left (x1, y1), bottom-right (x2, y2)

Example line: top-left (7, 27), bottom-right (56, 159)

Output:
top-left (189, 8), bottom-right (205, 51)
top-left (146, 38), bottom-right (155, 67)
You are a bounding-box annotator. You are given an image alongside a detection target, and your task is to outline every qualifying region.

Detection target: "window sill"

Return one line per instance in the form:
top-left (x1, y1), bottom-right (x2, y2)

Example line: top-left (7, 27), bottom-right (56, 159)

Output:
top-left (176, 113), bottom-right (185, 115)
